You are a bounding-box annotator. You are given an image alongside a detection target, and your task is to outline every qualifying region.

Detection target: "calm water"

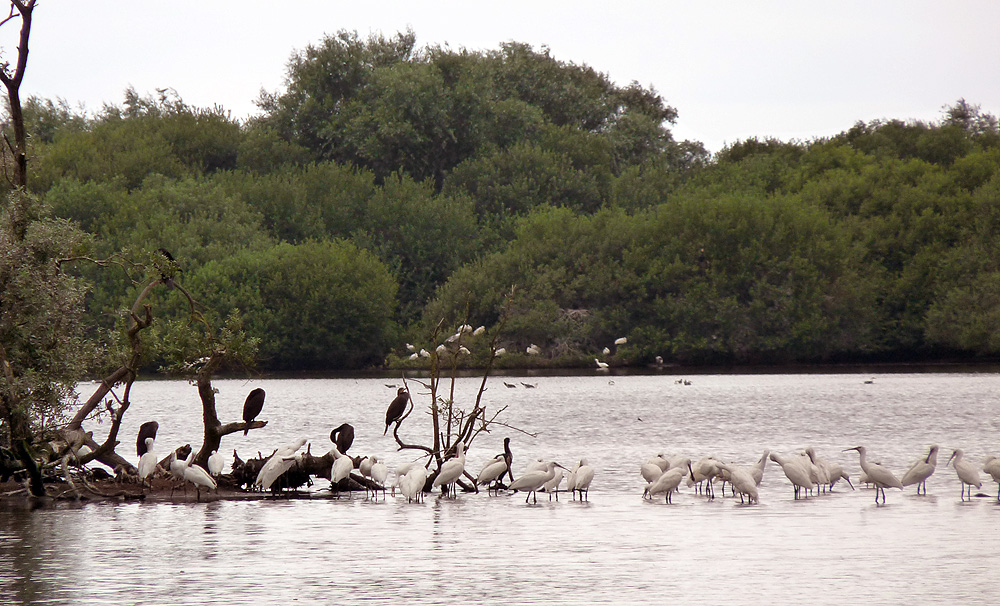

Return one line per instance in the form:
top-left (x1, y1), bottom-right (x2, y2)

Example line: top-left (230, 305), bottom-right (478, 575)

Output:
top-left (3, 372), bottom-right (999, 605)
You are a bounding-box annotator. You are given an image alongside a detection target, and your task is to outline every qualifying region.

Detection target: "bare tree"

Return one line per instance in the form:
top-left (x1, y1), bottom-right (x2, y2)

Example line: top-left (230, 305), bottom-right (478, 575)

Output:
top-left (0, 0), bottom-right (35, 189)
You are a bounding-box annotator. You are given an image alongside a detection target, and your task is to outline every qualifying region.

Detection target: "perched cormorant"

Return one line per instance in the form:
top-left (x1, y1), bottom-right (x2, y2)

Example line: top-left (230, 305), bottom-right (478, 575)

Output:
top-left (242, 388), bottom-right (266, 435)
top-left (330, 422), bottom-right (355, 454)
top-left (136, 421), bottom-right (159, 457)
top-left (384, 387), bottom-right (410, 435)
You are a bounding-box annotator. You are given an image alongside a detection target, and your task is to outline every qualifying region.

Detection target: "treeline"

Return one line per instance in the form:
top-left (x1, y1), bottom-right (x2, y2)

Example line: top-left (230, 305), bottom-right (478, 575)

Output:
top-left (12, 30), bottom-right (1000, 370)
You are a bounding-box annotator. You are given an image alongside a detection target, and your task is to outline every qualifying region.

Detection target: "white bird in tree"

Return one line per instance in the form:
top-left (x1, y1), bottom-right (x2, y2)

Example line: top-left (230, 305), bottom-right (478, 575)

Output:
top-left (432, 442), bottom-right (466, 497)
top-left (614, 337), bottom-right (627, 346)
top-left (844, 446), bottom-right (902, 504)
top-left (948, 449), bottom-right (982, 501)
top-left (901, 445), bottom-right (939, 495)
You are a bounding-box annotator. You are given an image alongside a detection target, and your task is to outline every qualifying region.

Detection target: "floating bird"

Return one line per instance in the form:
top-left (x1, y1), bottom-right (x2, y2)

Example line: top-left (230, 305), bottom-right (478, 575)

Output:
top-left (948, 449), bottom-right (982, 501)
top-left (983, 456), bottom-right (1000, 502)
top-left (520, 382), bottom-right (536, 388)
top-left (432, 442), bottom-right (466, 497)
top-left (207, 450), bottom-right (224, 476)
top-left (901, 445), bottom-right (939, 495)
top-left (770, 452), bottom-right (815, 499)
top-left (844, 446), bottom-right (902, 504)
top-left (384, 387), bottom-right (410, 435)
top-left (136, 421), bottom-right (158, 457)
top-left (595, 358), bottom-right (609, 371)
top-left (242, 388), bottom-right (265, 435)
top-left (137, 437), bottom-right (157, 488)
top-left (329, 423), bottom-right (355, 454)
top-left (183, 451), bottom-right (217, 500)
top-left (477, 455), bottom-right (508, 495)
top-left (254, 438), bottom-right (306, 491)
top-left (645, 467), bottom-right (686, 503)
top-left (504, 382), bottom-right (517, 388)
top-left (509, 461), bottom-right (564, 504)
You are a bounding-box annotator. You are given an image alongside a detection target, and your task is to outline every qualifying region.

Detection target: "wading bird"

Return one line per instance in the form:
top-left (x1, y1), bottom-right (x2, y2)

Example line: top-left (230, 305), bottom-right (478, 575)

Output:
top-left (844, 446), bottom-right (902, 504)
top-left (983, 456), bottom-right (1000, 502)
top-left (645, 467), bottom-right (685, 503)
top-left (948, 449), bottom-right (982, 501)
top-left (242, 388), bottom-right (265, 435)
top-left (384, 388), bottom-right (410, 435)
top-left (901, 445), bottom-right (939, 495)
top-left (509, 461), bottom-right (564, 504)
top-left (183, 451), bottom-right (217, 501)
top-left (572, 459), bottom-right (594, 501)
top-left (716, 462), bottom-right (759, 504)
top-left (770, 452), bottom-right (815, 500)
top-left (477, 455), bottom-right (508, 495)
top-left (432, 442), bottom-right (466, 497)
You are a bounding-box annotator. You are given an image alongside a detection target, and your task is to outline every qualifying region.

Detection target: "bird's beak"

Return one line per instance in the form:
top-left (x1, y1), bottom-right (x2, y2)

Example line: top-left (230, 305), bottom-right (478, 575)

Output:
top-left (842, 447), bottom-right (858, 452)
top-left (947, 451), bottom-right (957, 466)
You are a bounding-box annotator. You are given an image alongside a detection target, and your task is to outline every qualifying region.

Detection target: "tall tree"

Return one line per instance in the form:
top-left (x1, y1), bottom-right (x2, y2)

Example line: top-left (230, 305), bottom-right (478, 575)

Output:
top-left (0, 0), bottom-right (34, 189)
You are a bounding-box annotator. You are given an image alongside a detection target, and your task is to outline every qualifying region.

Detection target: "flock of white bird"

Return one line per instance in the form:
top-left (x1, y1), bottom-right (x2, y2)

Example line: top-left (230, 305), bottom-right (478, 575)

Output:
top-left (636, 444), bottom-right (1000, 506)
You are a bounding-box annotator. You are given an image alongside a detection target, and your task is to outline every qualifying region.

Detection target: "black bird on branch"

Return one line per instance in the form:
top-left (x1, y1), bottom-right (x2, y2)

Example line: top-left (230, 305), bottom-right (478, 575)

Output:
top-left (157, 247), bottom-right (180, 287)
top-left (330, 423), bottom-right (355, 454)
top-left (384, 387), bottom-right (410, 435)
top-left (242, 388), bottom-right (265, 435)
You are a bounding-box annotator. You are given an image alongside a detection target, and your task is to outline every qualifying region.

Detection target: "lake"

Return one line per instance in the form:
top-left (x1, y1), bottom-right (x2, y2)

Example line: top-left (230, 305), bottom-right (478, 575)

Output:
top-left (2, 371), bottom-right (999, 605)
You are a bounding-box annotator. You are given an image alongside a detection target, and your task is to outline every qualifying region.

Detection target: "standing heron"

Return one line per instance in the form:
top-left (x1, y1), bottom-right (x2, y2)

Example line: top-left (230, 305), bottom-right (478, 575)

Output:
top-left (476, 455), bottom-right (508, 495)
top-left (242, 388), bottom-right (266, 435)
top-left (844, 446), bottom-right (902, 504)
top-left (901, 445), bottom-right (939, 495)
top-left (330, 423), bottom-right (355, 454)
top-left (136, 421), bottom-right (158, 457)
top-left (509, 461), bottom-right (564, 504)
top-left (948, 449), bottom-right (982, 501)
top-left (384, 387), bottom-right (410, 435)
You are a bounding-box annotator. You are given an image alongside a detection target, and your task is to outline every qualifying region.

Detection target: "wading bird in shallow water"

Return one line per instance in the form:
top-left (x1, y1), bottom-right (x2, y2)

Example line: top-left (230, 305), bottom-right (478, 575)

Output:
top-left (477, 455), bottom-right (508, 495)
top-left (432, 442), bottom-right (466, 497)
top-left (901, 445), bottom-right (938, 495)
top-left (983, 457), bottom-right (1000, 502)
top-left (509, 461), bottom-right (564, 504)
top-left (242, 388), bottom-right (265, 436)
top-left (844, 446), bottom-right (902, 504)
top-left (948, 449), bottom-right (981, 501)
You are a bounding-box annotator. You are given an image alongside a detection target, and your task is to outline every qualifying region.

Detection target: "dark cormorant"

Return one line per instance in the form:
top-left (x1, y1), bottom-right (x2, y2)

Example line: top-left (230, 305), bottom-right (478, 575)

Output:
top-left (330, 423), bottom-right (355, 454)
top-left (242, 388), bottom-right (266, 435)
top-left (384, 387), bottom-right (409, 435)
top-left (136, 421), bottom-right (159, 457)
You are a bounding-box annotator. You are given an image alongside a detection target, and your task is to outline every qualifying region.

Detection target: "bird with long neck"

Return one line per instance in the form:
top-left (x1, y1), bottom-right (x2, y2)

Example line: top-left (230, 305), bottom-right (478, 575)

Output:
top-left (901, 445), bottom-right (938, 495)
top-left (844, 446), bottom-right (902, 504)
top-left (948, 449), bottom-right (981, 501)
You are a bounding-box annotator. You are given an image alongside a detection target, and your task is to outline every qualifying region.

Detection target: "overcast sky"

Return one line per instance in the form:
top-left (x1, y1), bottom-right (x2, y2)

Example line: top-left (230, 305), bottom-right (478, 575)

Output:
top-left (8, 1), bottom-right (1000, 152)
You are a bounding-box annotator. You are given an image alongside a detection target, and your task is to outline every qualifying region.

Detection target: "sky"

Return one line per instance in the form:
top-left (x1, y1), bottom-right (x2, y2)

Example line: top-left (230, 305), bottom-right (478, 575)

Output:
top-left (5, 0), bottom-right (1000, 153)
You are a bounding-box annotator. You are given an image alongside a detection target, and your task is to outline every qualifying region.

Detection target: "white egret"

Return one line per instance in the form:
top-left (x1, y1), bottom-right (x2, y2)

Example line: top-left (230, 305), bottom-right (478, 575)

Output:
top-left (844, 446), bottom-right (902, 504)
top-left (509, 461), bottom-right (564, 504)
top-left (948, 449), bottom-right (981, 501)
top-left (770, 452), bottom-right (815, 499)
top-left (983, 456), bottom-right (1000, 502)
top-left (573, 459), bottom-right (595, 501)
top-left (594, 358), bottom-right (609, 371)
top-left (716, 462), bottom-right (758, 504)
top-left (645, 467), bottom-right (685, 503)
top-left (476, 455), bottom-right (508, 495)
top-left (641, 461), bottom-right (663, 484)
top-left (901, 445), bottom-right (938, 495)
top-left (400, 465), bottom-right (428, 503)
top-left (750, 450), bottom-right (769, 486)
top-left (183, 451), bottom-right (217, 501)
top-left (371, 459), bottom-right (389, 498)
top-left (207, 450), bottom-right (224, 476)
top-left (137, 437), bottom-right (157, 488)
top-left (254, 438), bottom-right (307, 491)
top-left (330, 444), bottom-right (355, 497)
top-left (432, 442), bottom-right (466, 497)
top-left (540, 466), bottom-right (565, 500)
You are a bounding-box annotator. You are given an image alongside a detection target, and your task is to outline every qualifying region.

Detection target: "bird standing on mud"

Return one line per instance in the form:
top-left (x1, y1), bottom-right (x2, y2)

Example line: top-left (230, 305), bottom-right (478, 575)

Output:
top-left (384, 387), bottom-right (410, 435)
top-left (242, 388), bottom-right (265, 435)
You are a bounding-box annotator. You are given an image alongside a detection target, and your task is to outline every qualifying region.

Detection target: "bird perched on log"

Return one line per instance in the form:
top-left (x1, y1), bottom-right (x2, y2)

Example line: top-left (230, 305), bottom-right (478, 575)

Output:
top-left (242, 388), bottom-right (265, 435)
top-left (136, 421), bottom-right (158, 457)
top-left (330, 423), bottom-right (355, 454)
top-left (384, 387), bottom-right (410, 435)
